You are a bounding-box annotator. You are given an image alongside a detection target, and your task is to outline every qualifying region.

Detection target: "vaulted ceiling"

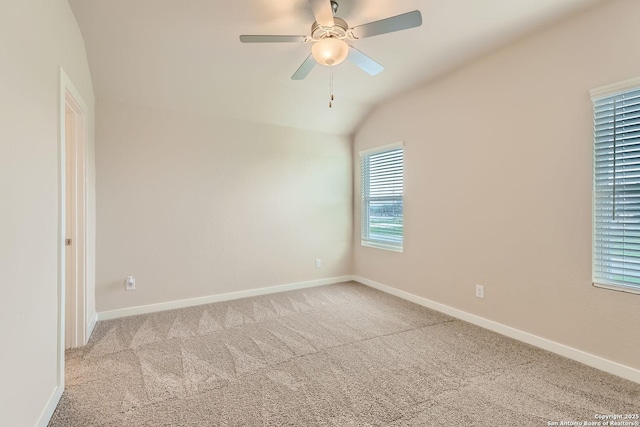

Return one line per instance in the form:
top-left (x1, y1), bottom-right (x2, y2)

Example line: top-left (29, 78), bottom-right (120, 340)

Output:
top-left (69, 0), bottom-right (604, 135)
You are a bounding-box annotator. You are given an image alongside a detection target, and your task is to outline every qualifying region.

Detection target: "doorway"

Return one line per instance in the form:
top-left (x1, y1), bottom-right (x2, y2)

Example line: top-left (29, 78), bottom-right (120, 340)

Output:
top-left (61, 75), bottom-right (88, 350)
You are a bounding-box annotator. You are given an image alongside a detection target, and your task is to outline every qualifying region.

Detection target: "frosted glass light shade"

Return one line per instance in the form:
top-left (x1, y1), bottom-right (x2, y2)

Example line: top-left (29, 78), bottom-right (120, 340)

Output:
top-left (311, 38), bottom-right (349, 67)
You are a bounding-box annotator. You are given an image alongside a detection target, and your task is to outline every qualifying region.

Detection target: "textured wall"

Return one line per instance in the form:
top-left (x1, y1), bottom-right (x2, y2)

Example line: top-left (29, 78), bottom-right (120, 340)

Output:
top-left (0, 0), bottom-right (96, 425)
top-left (353, 0), bottom-right (640, 370)
top-left (95, 99), bottom-right (352, 312)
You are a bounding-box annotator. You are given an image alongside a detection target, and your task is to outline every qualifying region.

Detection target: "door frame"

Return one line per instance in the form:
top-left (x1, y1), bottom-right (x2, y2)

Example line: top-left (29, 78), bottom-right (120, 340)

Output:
top-left (57, 67), bottom-right (89, 388)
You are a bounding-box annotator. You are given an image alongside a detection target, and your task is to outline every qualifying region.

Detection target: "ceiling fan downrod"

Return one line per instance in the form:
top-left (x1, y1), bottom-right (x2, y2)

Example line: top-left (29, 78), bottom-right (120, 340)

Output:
top-left (331, 1), bottom-right (338, 16)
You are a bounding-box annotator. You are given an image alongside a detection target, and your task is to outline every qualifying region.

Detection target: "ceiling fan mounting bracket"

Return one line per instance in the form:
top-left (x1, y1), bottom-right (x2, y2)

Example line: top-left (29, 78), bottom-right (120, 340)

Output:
top-left (311, 17), bottom-right (350, 41)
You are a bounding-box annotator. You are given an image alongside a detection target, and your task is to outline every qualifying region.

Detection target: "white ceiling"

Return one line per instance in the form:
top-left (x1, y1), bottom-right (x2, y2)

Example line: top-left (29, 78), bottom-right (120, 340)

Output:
top-left (68, 0), bottom-right (604, 135)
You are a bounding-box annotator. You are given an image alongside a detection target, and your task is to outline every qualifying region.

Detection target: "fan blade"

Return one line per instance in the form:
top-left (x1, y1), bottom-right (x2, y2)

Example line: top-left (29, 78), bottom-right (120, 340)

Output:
top-left (348, 47), bottom-right (384, 76)
top-left (350, 10), bottom-right (422, 39)
top-left (240, 35), bottom-right (307, 43)
top-left (308, 0), bottom-right (335, 27)
top-left (292, 54), bottom-right (316, 80)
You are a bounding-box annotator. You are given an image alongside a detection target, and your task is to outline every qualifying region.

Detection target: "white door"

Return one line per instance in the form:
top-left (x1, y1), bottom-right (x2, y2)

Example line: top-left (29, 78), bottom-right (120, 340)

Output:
top-left (64, 92), bottom-right (87, 349)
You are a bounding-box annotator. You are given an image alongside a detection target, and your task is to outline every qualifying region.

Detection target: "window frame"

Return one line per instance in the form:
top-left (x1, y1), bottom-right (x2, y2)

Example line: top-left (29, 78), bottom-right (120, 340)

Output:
top-left (359, 142), bottom-right (404, 253)
top-left (591, 76), bottom-right (640, 295)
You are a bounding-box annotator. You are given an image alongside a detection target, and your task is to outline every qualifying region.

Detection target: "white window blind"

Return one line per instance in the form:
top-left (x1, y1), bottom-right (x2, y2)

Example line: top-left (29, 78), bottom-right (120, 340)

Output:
top-left (593, 83), bottom-right (640, 294)
top-left (360, 144), bottom-right (403, 251)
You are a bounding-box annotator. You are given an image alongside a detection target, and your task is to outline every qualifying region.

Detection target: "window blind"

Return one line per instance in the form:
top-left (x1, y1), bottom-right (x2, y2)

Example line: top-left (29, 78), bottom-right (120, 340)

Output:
top-left (361, 146), bottom-right (403, 251)
top-left (593, 86), bottom-right (640, 293)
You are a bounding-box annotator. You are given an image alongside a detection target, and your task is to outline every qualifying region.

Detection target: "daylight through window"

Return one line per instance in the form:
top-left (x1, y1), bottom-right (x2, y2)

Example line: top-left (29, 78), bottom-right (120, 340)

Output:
top-left (592, 80), bottom-right (640, 294)
top-left (360, 143), bottom-right (404, 252)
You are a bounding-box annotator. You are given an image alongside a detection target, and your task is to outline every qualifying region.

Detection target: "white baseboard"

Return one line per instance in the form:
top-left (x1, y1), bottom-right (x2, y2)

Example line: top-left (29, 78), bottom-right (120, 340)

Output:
top-left (97, 276), bottom-right (353, 321)
top-left (353, 276), bottom-right (640, 384)
top-left (86, 312), bottom-right (97, 343)
top-left (36, 385), bottom-right (63, 427)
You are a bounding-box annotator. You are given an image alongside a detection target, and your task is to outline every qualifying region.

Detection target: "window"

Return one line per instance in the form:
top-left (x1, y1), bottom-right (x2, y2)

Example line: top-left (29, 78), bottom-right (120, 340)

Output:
top-left (592, 78), bottom-right (640, 295)
top-left (360, 143), bottom-right (404, 252)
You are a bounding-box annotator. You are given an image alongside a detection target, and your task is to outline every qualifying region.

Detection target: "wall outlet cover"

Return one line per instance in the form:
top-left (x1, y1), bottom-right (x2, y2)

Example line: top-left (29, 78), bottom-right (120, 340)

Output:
top-left (125, 276), bottom-right (136, 291)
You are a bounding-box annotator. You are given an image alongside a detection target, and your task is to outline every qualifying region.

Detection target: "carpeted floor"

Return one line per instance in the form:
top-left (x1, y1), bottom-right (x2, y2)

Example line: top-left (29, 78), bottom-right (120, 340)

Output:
top-left (49, 281), bottom-right (640, 426)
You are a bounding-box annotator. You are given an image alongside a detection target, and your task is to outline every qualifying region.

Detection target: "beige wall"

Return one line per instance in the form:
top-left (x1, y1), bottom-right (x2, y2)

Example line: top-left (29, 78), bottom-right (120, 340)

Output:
top-left (95, 99), bottom-right (352, 312)
top-left (354, 0), bottom-right (640, 370)
top-left (0, 0), bottom-right (95, 425)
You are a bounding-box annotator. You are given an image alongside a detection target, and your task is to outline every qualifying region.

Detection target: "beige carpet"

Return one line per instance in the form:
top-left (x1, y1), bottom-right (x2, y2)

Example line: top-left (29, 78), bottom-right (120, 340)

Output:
top-left (49, 282), bottom-right (640, 426)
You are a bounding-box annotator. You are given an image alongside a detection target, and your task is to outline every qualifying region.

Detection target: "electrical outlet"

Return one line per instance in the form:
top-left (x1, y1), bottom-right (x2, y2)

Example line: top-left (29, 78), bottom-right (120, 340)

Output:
top-left (315, 259), bottom-right (321, 268)
top-left (475, 284), bottom-right (484, 299)
top-left (125, 276), bottom-right (136, 291)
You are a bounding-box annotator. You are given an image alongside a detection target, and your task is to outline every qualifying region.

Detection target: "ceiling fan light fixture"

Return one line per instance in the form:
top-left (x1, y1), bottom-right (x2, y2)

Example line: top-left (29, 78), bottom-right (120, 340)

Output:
top-left (311, 37), bottom-right (349, 66)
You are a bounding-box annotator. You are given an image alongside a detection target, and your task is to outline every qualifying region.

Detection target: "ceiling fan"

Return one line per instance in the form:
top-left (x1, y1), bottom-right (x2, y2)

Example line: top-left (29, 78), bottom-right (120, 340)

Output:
top-left (239, 0), bottom-right (422, 80)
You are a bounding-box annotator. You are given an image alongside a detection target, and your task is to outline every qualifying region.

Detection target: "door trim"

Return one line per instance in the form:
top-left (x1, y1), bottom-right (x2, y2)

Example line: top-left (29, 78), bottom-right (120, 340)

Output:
top-left (53, 67), bottom-right (89, 411)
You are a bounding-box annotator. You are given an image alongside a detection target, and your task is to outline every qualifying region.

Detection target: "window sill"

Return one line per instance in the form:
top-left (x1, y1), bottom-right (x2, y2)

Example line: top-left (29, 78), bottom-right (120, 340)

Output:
top-left (592, 282), bottom-right (640, 296)
top-left (361, 240), bottom-right (403, 253)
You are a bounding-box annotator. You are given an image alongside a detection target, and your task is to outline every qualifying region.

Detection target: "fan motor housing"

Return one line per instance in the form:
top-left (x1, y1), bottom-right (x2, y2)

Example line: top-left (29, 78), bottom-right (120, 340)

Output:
top-left (311, 17), bottom-right (349, 40)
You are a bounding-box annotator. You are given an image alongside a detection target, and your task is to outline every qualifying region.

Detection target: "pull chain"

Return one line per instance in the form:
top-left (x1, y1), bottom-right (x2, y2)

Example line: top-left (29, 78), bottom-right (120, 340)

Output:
top-left (329, 73), bottom-right (334, 108)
